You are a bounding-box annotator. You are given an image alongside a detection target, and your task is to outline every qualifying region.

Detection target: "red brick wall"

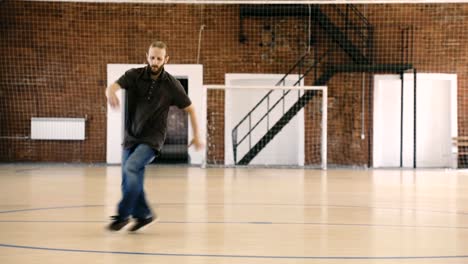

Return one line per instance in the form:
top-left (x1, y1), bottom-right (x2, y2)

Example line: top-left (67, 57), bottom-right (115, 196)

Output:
top-left (0, 2), bottom-right (466, 165)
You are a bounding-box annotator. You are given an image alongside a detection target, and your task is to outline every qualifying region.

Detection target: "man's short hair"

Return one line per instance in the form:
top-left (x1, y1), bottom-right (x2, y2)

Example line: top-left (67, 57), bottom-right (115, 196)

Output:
top-left (149, 41), bottom-right (167, 51)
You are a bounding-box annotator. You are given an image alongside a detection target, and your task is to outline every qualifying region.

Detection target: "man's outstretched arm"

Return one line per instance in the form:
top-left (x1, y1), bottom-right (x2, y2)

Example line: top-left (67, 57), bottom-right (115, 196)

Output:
top-left (184, 104), bottom-right (204, 150)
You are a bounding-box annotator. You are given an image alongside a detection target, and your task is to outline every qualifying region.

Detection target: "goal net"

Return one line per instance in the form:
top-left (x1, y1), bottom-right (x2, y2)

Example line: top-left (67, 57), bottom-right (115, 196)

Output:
top-left (0, 1), bottom-right (466, 168)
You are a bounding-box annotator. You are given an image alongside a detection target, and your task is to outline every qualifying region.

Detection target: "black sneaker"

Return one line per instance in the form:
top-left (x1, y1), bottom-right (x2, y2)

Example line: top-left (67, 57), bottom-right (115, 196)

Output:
top-left (107, 215), bottom-right (129, 231)
top-left (128, 215), bottom-right (156, 232)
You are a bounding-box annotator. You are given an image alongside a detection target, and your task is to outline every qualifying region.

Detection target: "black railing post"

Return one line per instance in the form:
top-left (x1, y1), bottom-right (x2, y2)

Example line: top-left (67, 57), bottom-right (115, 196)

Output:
top-left (345, 4), bottom-right (350, 33)
top-left (239, 7), bottom-right (246, 43)
top-left (413, 68), bottom-right (417, 169)
top-left (249, 114), bottom-right (252, 150)
top-left (283, 90), bottom-right (286, 114)
top-left (314, 46), bottom-right (318, 81)
top-left (232, 128), bottom-right (238, 163)
top-left (267, 96), bottom-right (270, 130)
top-left (400, 72), bottom-right (404, 168)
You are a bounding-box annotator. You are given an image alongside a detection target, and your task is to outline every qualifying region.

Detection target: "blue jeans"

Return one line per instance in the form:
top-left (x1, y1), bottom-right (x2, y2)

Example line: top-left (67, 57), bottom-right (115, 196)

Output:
top-left (117, 144), bottom-right (156, 220)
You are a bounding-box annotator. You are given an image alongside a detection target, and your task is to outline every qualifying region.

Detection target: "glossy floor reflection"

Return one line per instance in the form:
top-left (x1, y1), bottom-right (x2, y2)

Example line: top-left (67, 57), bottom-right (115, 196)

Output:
top-left (0, 164), bottom-right (467, 264)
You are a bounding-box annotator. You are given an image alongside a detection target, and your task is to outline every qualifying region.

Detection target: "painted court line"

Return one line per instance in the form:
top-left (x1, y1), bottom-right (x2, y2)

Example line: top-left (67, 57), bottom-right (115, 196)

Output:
top-left (1, 243), bottom-right (468, 260)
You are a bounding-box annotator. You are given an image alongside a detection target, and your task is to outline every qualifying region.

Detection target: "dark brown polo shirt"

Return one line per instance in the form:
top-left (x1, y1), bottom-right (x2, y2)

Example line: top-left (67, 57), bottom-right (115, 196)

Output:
top-left (116, 66), bottom-right (191, 151)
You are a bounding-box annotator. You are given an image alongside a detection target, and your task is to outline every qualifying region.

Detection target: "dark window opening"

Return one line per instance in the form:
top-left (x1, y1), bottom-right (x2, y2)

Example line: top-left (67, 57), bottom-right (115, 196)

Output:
top-left (155, 78), bottom-right (189, 164)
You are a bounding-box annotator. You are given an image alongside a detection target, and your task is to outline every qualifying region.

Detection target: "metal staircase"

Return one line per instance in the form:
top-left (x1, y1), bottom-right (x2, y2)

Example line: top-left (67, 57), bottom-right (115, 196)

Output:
top-left (234, 4), bottom-right (413, 165)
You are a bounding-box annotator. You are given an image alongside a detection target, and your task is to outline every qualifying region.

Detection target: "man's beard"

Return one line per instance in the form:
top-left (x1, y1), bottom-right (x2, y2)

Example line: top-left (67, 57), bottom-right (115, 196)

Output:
top-left (150, 63), bottom-right (165, 75)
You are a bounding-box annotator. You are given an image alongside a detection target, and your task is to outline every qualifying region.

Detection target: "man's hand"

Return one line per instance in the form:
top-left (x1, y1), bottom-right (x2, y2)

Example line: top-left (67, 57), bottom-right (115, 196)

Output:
top-left (189, 137), bottom-right (204, 151)
top-left (184, 104), bottom-right (204, 151)
top-left (106, 83), bottom-right (121, 109)
top-left (106, 91), bottom-right (120, 109)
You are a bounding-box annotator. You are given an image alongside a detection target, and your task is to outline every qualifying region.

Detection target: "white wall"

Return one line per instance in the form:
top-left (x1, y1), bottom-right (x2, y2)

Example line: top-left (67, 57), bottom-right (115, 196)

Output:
top-left (373, 73), bottom-right (457, 168)
top-left (106, 64), bottom-right (205, 165)
top-left (224, 74), bottom-right (304, 166)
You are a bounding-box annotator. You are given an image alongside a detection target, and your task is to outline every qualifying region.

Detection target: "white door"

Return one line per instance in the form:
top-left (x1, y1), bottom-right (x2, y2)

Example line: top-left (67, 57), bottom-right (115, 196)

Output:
top-left (416, 79), bottom-right (453, 167)
top-left (373, 76), bottom-right (402, 167)
top-left (225, 74), bottom-right (305, 166)
top-left (373, 74), bottom-right (457, 168)
top-left (106, 64), bottom-right (205, 165)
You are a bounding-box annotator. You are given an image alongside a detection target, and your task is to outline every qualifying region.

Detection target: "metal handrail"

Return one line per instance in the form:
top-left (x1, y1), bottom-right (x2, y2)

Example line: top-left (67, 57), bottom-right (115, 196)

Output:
top-left (232, 52), bottom-right (309, 132)
top-left (232, 48), bottom-right (333, 163)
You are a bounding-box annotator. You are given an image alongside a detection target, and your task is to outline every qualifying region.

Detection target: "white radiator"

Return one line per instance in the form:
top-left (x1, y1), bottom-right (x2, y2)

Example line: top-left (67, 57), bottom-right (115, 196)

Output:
top-left (31, 117), bottom-right (86, 140)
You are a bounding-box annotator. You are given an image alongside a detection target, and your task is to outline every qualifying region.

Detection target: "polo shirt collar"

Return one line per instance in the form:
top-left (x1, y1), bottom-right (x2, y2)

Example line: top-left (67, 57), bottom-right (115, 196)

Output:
top-left (143, 65), bottom-right (168, 81)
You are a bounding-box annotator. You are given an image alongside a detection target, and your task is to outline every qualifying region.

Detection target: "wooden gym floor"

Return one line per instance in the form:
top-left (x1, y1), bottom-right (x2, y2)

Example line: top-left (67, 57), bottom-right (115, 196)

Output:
top-left (0, 164), bottom-right (467, 264)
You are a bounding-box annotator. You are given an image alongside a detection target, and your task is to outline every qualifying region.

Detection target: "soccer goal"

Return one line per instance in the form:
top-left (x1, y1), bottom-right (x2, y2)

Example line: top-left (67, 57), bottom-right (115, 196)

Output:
top-left (205, 84), bottom-right (327, 169)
